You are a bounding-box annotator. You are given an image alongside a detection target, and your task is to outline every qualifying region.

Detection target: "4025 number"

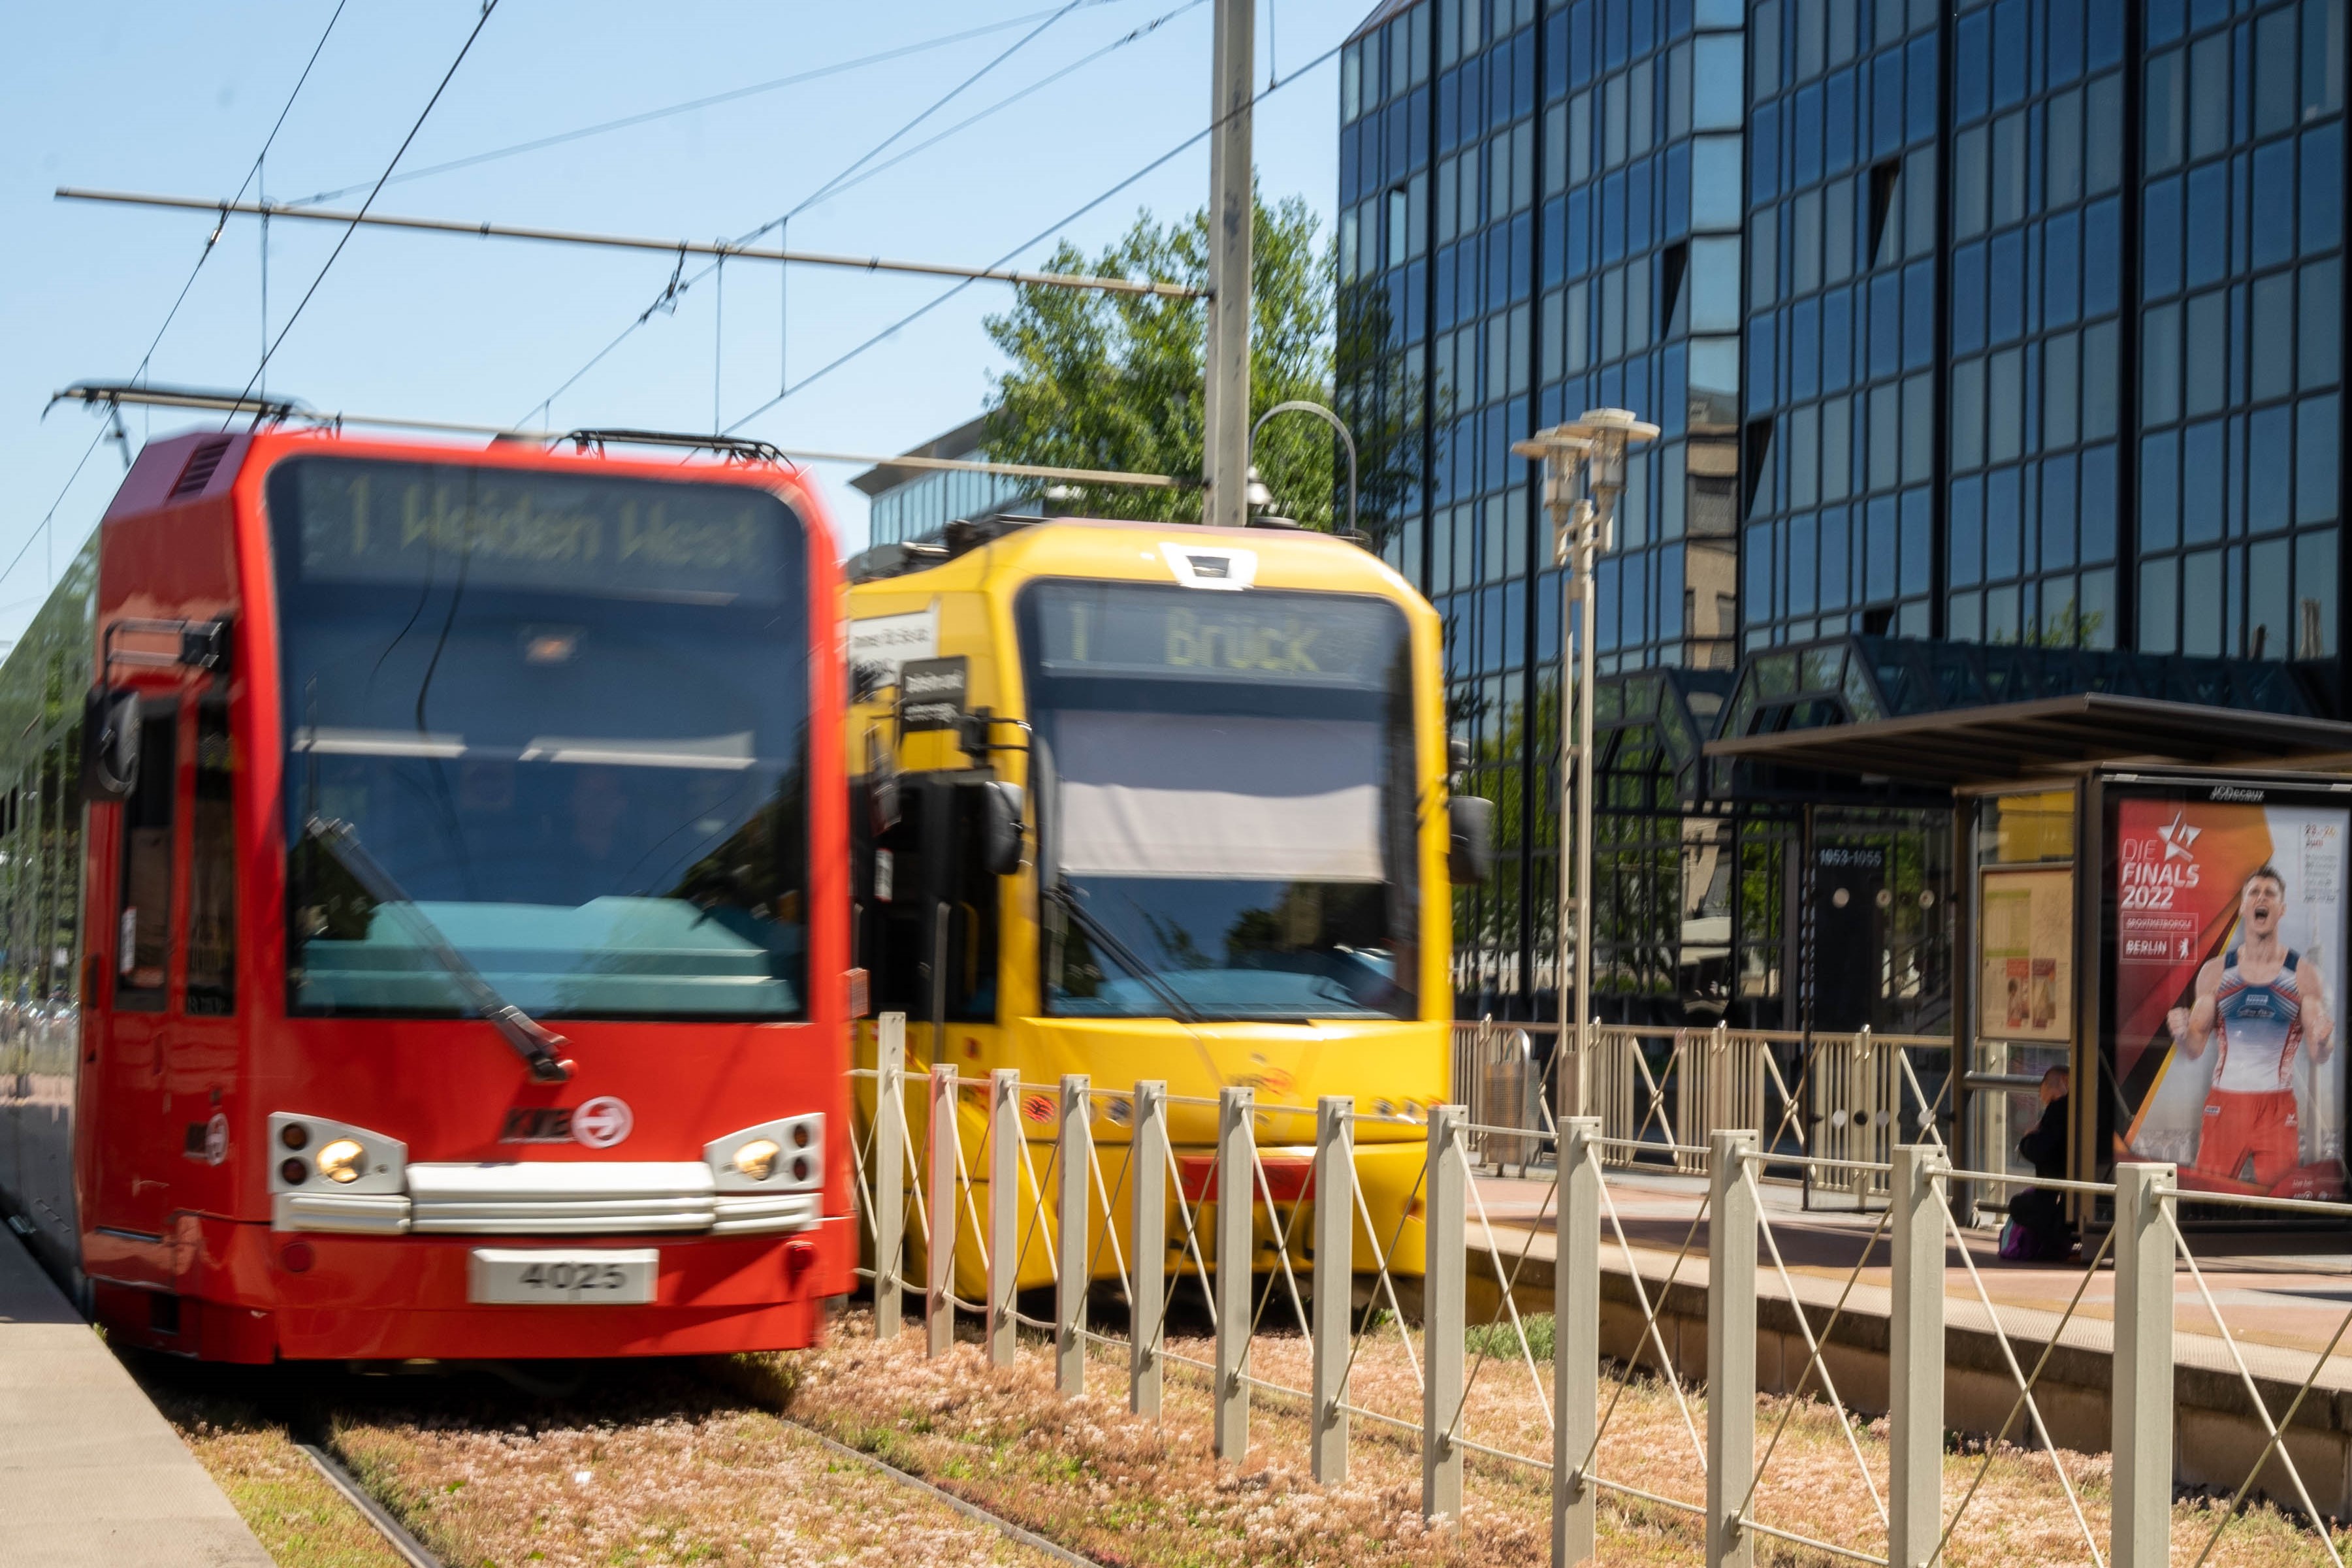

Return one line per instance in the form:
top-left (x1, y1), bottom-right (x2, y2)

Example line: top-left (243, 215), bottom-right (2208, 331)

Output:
top-left (519, 1261), bottom-right (630, 1291)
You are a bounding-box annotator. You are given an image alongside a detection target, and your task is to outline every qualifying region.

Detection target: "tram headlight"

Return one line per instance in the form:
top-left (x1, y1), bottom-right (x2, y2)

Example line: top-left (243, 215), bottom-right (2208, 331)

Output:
top-left (707, 1115), bottom-right (822, 1191)
top-left (266, 1113), bottom-right (406, 1209)
top-left (315, 1138), bottom-right (366, 1185)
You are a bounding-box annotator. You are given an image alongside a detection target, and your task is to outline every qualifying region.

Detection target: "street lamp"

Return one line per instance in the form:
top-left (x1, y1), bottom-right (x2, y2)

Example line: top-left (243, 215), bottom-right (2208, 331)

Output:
top-left (1512, 408), bottom-right (1658, 1118)
top-left (1246, 400), bottom-right (1359, 538)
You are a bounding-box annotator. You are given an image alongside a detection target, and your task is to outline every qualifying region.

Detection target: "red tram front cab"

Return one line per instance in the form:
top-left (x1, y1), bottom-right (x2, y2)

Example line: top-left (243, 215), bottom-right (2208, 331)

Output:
top-left (5, 427), bottom-right (851, 1361)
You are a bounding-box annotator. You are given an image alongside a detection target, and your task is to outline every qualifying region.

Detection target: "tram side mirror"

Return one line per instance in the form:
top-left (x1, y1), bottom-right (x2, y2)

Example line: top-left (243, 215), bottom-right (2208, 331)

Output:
top-left (80, 688), bottom-right (142, 803)
top-left (976, 780), bottom-right (1025, 877)
top-left (1447, 794), bottom-right (1494, 885)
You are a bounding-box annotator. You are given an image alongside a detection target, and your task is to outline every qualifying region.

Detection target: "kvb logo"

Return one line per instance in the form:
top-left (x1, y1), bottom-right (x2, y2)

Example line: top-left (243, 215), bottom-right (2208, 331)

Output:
top-left (572, 1096), bottom-right (634, 1149)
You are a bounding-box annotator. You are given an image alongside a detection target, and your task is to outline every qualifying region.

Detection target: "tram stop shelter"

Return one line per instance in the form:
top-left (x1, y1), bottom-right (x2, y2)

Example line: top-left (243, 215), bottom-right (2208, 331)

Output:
top-left (1705, 637), bottom-right (2352, 1230)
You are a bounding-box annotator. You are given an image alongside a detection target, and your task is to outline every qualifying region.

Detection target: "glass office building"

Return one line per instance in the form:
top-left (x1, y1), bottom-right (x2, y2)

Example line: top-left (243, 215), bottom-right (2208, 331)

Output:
top-left (1337, 0), bottom-right (2347, 1025)
top-left (853, 417), bottom-right (1037, 549)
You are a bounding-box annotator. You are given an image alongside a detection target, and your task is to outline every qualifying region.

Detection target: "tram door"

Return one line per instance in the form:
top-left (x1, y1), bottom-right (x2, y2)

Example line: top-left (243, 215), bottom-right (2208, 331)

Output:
top-left (89, 702), bottom-right (180, 1257)
top-left (167, 691), bottom-right (238, 1220)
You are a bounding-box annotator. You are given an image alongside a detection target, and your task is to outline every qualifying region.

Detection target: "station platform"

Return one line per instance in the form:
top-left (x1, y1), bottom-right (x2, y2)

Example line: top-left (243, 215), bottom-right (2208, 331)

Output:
top-left (0, 1230), bottom-right (271, 1567)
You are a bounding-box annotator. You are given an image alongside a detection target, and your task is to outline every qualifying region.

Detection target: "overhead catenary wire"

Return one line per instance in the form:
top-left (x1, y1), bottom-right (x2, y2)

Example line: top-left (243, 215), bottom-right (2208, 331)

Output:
top-left (717, 30), bottom-right (1347, 441)
top-left (46, 382), bottom-right (1187, 490)
top-left (794, 0), bottom-right (1206, 215)
top-left (221, 0), bottom-right (502, 424)
top-left (279, 4), bottom-right (1134, 210)
top-left (528, 0), bottom-right (1115, 424)
top-left (750, 0), bottom-right (1086, 398)
top-left (764, 0), bottom-right (1206, 396)
top-left (16, 0), bottom-right (350, 596)
top-left (766, 0), bottom-right (1089, 238)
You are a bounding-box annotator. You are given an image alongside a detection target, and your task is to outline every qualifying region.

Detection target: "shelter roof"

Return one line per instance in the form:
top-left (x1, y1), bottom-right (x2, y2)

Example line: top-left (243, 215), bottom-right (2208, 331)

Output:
top-left (1698, 636), bottom-right (2347, 789)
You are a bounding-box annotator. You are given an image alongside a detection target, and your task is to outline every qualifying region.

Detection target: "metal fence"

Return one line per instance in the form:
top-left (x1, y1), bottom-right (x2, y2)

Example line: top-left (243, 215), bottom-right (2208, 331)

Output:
top-left (848, 1011), bottom-right (2352, 1567)
top-left (1452, 1019), bottom-right (1954, 1201)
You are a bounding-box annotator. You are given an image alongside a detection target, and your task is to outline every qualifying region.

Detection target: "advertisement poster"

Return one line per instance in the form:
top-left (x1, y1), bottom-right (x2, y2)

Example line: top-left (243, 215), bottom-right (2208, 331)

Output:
top-left (1981, 867), bottom-right (2073, 1042)
top-left (2114, 795), bottom-right (2347, 1198)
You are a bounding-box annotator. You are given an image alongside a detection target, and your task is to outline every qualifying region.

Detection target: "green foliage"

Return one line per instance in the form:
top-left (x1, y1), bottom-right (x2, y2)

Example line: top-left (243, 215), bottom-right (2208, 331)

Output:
top-left (1466, 1311), bottom-right (1555, 1363)
top-left (984, 190), bottom-right (1403, 532)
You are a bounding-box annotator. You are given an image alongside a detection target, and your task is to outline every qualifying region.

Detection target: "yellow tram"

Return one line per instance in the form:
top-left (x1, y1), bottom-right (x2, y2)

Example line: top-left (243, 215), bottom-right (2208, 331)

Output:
top-left (846, 513), bottom-right (1485, 1302)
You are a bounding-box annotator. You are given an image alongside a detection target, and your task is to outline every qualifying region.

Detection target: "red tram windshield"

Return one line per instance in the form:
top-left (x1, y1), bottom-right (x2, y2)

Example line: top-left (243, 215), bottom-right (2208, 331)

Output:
top-left (267, 456), bottom-right (811, 1021)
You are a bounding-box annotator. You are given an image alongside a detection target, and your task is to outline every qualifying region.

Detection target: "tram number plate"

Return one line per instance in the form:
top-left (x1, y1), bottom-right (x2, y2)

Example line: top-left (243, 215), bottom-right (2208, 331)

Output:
top-left (468, 1248), bottom-right (658, 1305)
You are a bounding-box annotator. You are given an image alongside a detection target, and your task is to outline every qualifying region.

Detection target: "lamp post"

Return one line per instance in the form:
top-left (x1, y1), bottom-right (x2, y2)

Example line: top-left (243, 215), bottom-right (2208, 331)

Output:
top-left (1512, 408), bottom-right (1657, 1118)
top-left (1247, 400), bottom-right (1359, 537)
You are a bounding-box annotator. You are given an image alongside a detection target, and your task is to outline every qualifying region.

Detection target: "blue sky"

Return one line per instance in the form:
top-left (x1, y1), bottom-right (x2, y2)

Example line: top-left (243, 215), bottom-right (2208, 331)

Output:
top-left (0, 0), bottom-right (1360, 643)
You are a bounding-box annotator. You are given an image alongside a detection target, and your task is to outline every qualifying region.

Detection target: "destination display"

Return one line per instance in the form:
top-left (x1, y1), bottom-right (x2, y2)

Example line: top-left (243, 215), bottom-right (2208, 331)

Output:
top-left (2110, 793), bottom-right (2348, 1198)
top-left (1027, 581), bottom-right (1402, 687)
top-left (274, 458), bottom-right (796, 604)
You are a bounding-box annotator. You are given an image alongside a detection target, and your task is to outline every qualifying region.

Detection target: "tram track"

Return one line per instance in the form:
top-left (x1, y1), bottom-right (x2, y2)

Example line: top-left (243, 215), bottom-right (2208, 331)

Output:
top-left (762, 1409), bottom-right (1107, 1568)
top-left (138, 1343), bottom-right (1089, 1568)
top-left (292, 1437), bottom-right (446, 1568)
top-left (289, 1356), bottom-right (1104, 1568)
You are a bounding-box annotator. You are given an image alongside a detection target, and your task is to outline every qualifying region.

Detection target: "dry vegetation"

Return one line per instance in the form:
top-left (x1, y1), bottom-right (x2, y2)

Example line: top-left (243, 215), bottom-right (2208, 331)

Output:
top-left (132, 1352), bottom-right (1069, 1568)
top-left (760, 1307), bottom-right (2352, 1568)
top-left (123, 1309), bottom-right (2351, 1568)
top-left (135, 1375), bottom-right (410, 1568)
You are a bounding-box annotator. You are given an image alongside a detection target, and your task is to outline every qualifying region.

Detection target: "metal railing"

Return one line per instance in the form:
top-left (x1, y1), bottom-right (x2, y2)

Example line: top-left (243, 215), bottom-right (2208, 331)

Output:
top-left (852, 1012), bottom-right (2352, 1567)
top-left (1452, 1018), bottom-right (1953, 1199)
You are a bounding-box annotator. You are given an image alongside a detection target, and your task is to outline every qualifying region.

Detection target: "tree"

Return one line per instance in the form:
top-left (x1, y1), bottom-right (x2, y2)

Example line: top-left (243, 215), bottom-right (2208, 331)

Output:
top-left (983, 191), bottom-right (1403, 532)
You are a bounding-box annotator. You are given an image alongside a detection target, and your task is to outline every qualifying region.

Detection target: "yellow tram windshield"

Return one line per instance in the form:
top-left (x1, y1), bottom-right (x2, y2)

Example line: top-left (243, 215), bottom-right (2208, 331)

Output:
top-left (1018, 579), bottom-right (1421, 1023)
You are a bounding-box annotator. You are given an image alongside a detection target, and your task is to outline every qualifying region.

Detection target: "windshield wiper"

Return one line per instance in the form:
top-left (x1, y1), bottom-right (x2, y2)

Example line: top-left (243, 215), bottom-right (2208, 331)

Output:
top-left (302, 815), bottom-right (575, 1083)
top-left (1047, 881), bottom-right (1206, 1025)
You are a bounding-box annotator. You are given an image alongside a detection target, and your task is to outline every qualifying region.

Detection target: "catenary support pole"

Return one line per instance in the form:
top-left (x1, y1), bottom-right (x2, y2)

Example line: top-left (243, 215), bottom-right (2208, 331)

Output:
top-left (2112, 1162), bottom-right (2176, 1568)
top-left (927, 1064), bottom-right (958, 1357)
top-left (1201, 0), bottom-right (1253, 528)
top-left (1214, 1085), bottom-right (1255, 1461)
top-left (1423, 1104), bottom-right (1467, 1521)
top-left (1310, 1095), bottom-right (1354, 1484)
top-left (1553, 1115), bottom-right (1602, 1567)
top-left (1056, 1074), bottom-right (1090, 1398)
top-left (988, 1069), bottom-right (1020, 1368)
top-left (1705, 1130), bottom-right (1758, 1568)
top-left (1888, 1144), bottom-right (1946, 1568)
top-left (1131, 1080), bottom-right (1168, 1418)
top-left (873, 1014), bottom-right (906, 1342)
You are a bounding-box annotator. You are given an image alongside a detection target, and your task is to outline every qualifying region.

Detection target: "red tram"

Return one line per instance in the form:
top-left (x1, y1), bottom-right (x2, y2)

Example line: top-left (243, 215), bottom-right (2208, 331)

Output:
top-left (0, 424), bottom-right (850, 1360)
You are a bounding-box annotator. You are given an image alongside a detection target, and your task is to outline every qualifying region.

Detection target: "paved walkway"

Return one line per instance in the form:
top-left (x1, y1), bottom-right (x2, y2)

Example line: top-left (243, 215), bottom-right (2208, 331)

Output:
top-left (1472, 1165), bottom-right (2352, 1387)
top-left (0, 1232), bottom-right (271, 1567)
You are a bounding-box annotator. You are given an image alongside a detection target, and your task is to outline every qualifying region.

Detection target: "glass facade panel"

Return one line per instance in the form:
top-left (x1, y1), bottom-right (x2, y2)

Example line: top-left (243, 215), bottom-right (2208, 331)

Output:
top-left (1338, 0), bottom-right (2346, 1016)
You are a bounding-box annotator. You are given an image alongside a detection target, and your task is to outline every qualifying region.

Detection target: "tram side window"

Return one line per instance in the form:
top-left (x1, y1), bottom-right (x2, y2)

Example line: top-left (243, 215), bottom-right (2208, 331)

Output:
top-left (115, 709), bottom-right (177, 1010)
top-left (0, 787), bottom-right (22, 1002)
top-left (34, 747), bottom-right (61, 1004)
top-left (49, 726), bottom-right (82, 1003)
top-left (862, 812), bottom-right (928, 1017)
top-left (940, 784), bottom-right (1003, 1021)
top-left (184, 699), bottom-right (234, 1016)
top-left (862, 778), bottom-right (999, 1023)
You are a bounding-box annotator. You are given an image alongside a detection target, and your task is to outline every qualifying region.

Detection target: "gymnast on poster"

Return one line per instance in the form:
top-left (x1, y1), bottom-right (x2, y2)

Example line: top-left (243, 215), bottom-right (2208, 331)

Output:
top-left (2168, 866), bottom-right (2338, 1192)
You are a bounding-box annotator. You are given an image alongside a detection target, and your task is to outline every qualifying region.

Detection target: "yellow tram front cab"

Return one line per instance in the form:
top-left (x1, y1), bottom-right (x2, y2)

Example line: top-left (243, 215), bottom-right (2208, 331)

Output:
top-left (846, 513), bottom-right (1489, 1303)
